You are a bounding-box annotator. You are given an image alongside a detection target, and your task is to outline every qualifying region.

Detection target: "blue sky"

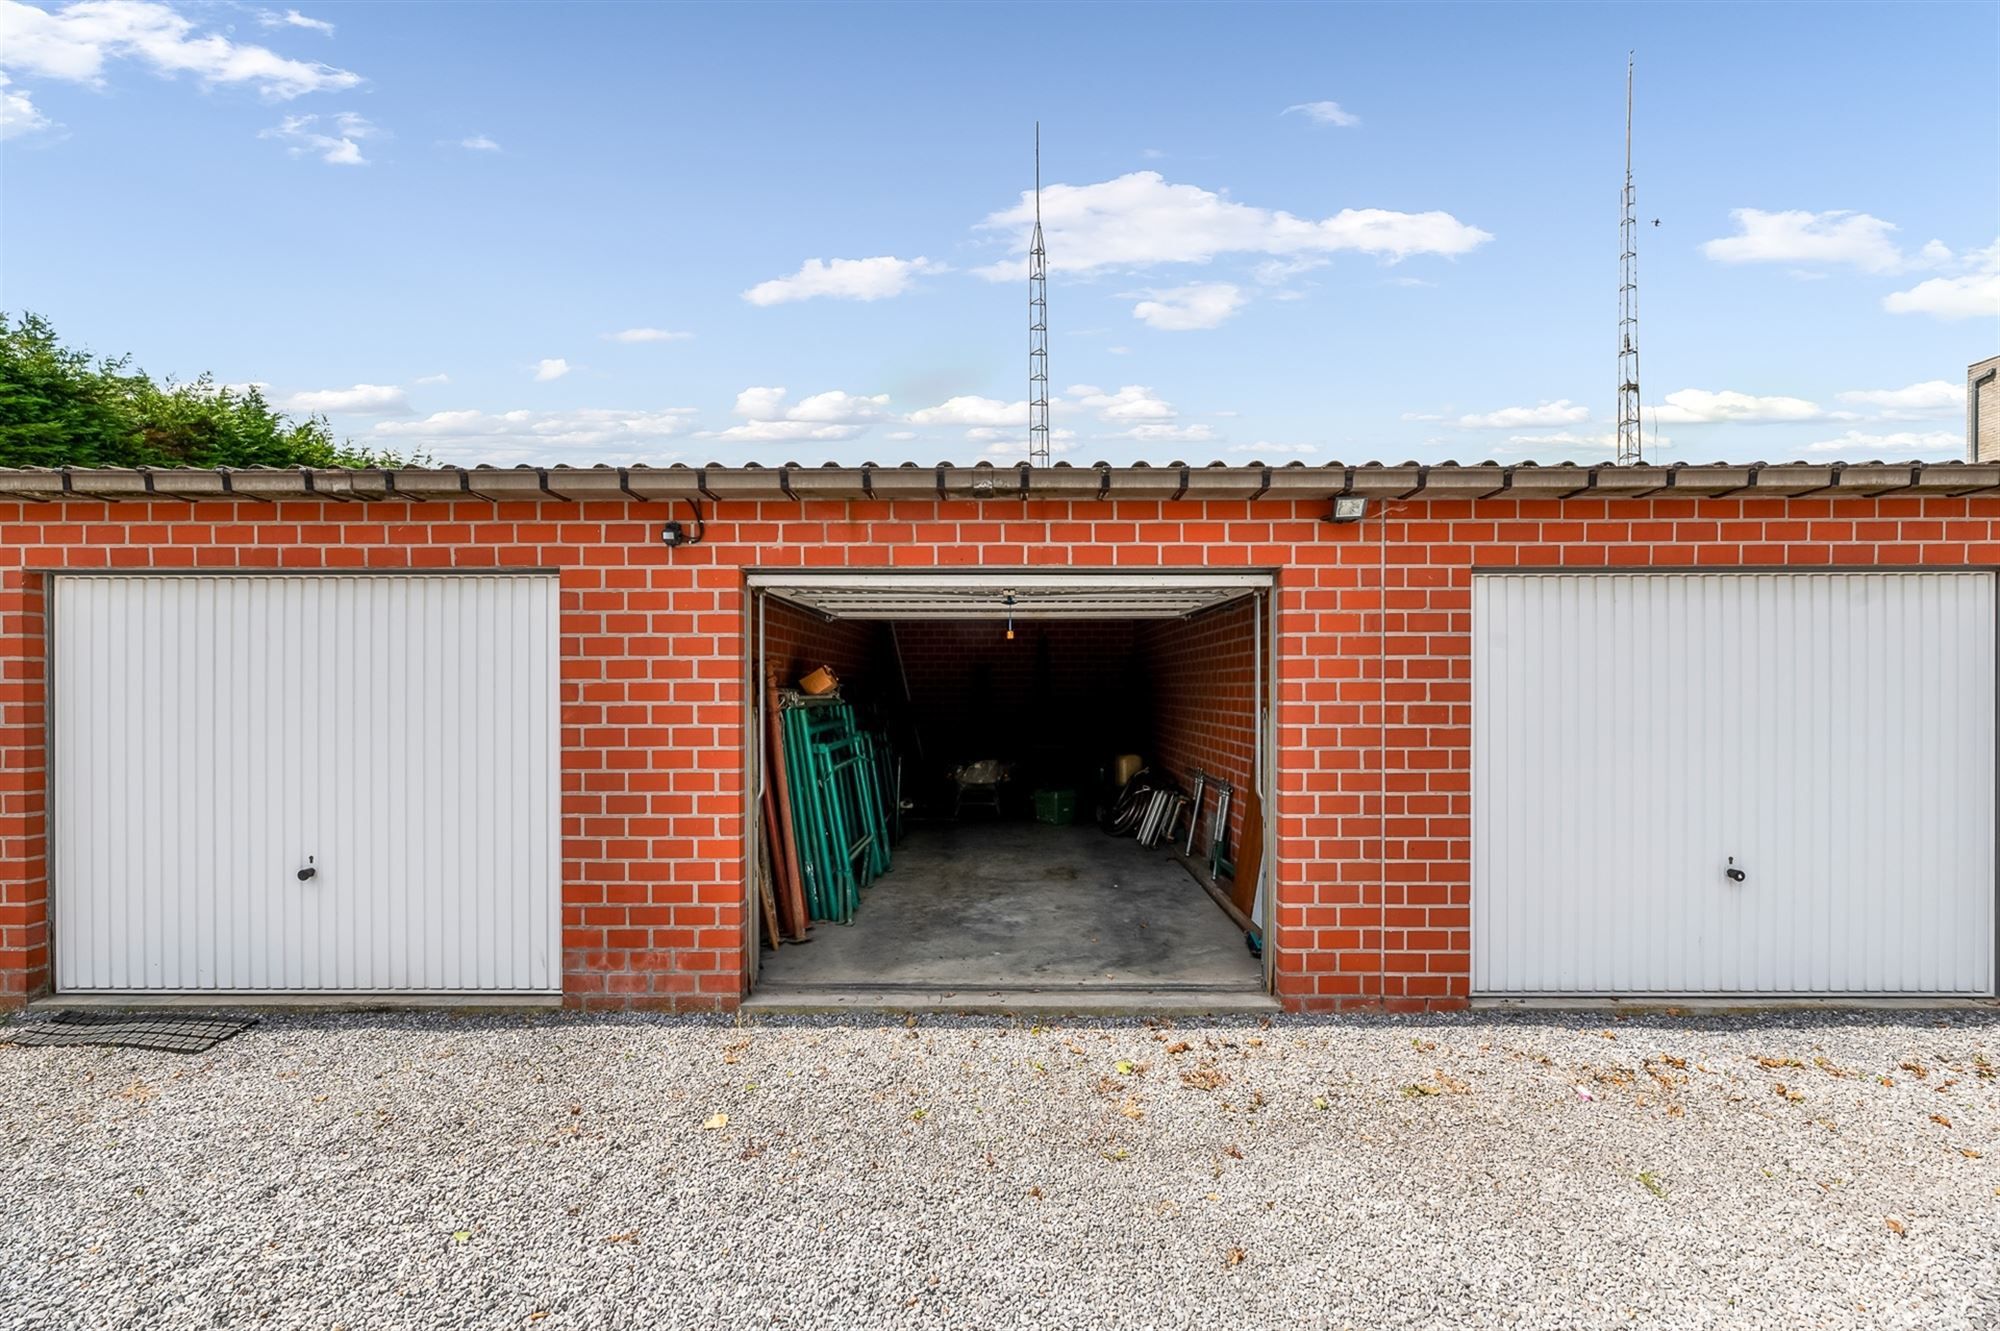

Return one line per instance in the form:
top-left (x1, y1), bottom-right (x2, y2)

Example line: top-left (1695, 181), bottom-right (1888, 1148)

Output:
top-left (2, 1), bottom-right (1996, 469)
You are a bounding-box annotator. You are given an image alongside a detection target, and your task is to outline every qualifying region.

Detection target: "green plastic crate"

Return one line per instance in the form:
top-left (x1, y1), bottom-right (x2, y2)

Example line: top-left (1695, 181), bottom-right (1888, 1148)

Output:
top-left (1033, 788), bottom-right (1078, 825)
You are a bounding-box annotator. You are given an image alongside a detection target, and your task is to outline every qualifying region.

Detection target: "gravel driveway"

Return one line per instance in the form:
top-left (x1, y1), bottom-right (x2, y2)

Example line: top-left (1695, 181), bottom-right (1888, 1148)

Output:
top-left (2, 1008), bottom-right (1995, 1331)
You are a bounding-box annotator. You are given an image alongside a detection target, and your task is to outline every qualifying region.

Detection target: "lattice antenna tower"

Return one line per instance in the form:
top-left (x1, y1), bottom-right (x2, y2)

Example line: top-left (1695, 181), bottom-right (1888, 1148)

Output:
top-left (1616, 54), bottom-right (1644, 465)
top-left (1028, 123), bottom-right (1051, 468)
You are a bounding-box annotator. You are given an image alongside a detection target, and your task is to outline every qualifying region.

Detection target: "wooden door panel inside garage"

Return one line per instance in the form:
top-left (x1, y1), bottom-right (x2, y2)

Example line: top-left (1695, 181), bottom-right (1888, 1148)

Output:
top-left (51, 574), bottom-right (561, 994)
top-left (1473, 571), bottom-right (1997, 996)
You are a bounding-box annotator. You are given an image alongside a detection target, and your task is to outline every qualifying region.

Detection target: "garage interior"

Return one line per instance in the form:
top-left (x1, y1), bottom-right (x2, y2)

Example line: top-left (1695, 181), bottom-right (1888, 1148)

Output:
top-left (748, 572), bottom-right (1273, 997)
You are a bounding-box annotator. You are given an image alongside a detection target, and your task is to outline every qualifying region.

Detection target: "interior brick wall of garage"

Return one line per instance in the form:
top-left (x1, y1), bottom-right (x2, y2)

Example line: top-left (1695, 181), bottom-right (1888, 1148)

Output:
top-left (1134, 596), bottom-right (1259, 869)
top-left (4, 490), bottom-right (2000, 1011)
top-left (760, 595), bottom-right (882, 695)
top-left (888, 619), bottom-right (1140, 780)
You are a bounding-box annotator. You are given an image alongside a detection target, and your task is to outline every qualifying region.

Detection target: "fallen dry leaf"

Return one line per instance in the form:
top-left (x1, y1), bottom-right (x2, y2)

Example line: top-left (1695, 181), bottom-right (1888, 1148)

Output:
top-left (701, 1113), bottom-right (729, 1131)
top-left (1884, 1218), bottom-right (1905, 1236)
top-left (602, 1230), bottom-right (639, 1244)
top-left (1181, 1066), bottom-right (1225, 1091)
top-left (1224, 1246), bottom-right (1247, 1267)
top-left (1118, 1098), bottom-right (1144, 1121)
top-left (1931, 1114), bottom-right (1953, 1128)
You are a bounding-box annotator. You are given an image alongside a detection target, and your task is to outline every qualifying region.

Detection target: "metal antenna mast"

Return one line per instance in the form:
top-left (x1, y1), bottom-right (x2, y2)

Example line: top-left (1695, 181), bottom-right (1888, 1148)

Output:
top-left (1616, 54), bottom-right (1644, 465)
top-left (1028, 123), bottom-right (1051, 468)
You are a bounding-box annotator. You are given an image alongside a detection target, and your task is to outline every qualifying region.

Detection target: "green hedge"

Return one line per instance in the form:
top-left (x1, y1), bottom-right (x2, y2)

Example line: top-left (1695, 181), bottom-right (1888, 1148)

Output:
top-left (0, 312), bottom-right (419, 470)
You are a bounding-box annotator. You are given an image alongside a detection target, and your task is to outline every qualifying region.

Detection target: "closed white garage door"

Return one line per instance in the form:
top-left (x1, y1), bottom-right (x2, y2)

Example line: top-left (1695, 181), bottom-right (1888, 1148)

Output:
top-left (52, 574), bottom-right (561, 994)
top-left (1474, 571), bottom-right (1996, 997)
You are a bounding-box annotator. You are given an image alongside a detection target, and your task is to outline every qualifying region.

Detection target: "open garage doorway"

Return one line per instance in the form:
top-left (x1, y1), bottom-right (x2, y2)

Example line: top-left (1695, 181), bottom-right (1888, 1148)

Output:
top-left (745, 571), bottom-right (1277, 1002)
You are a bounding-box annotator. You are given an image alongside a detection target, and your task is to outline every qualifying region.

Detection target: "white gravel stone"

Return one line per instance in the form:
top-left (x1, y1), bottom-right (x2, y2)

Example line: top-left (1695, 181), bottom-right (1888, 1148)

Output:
top-left (1, 1009), bottom-right (1995, 1330)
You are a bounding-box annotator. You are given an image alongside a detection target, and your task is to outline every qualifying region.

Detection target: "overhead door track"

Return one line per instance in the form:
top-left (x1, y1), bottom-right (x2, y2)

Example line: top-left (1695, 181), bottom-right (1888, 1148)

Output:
top-left (745, 570), bottom-right (1272, 621)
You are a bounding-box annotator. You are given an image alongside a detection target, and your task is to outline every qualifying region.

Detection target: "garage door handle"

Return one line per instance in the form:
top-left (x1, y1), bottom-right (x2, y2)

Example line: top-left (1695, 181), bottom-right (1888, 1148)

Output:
top-left (1725, 857), bottom-right (1746, 883)
top-left (297, 856), bottom-right (317, 883)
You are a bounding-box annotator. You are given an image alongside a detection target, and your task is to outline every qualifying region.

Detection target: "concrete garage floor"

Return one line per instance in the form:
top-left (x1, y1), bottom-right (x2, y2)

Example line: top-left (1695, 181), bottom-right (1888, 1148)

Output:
top-left (757, 822), bottom-right (1264, 994)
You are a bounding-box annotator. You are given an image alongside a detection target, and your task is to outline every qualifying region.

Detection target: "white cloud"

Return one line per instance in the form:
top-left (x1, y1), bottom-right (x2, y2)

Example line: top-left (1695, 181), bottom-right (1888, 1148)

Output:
top-left (258, 8), bottom-right (333, 36)
top-left (907, 395), bottom-right (1027, 428)
top-left (1283, 100), bottom-right (1359, 127)
top-left (785, 389), bottom-right (891, 422)
top-left (1883, 246), bottom-right (2000, 321)
top-left (742, 255), bottom-right (944, 306)
top-left (1, 0), bottom-right (362, 98)
top-left (1502, 431), bottom-right (1618, 449)
top-left (1648, 388), bottom-right (1832, 424)
top-left (279, 383), bottom-right (408, 414)
top-left (0, 72), bottom-right (50, 138)
top-left (1485, 429), bottom-right (1677, 456)
top-left (706, 421), bottom-right (865, 443)
top-left (1130, 282), bottom-right (1246, 331)
top-left (372, 406), bottom-right (697, 466)
top-left (701, 386), bottom-right (891, 443)
top-left (1801, 429), bottom-right (1961, 456)
top-left (412, 372), bottom-right (449, 386)
top-left (982, 437), bottom-right (1075, 458)
top-left (531, 358), bottom-right (571, 382)
top-left (973, 171), bottom-right (1490, 279)
top-left (458, 133), bottom-right (499, 152)
top-left (1229, 441), bottom-right (1319, 454)
top-left (601, 327), bottom-right (693, 343)
top-left (1401, 411), bottom-right (1445, 422)
top-left (1067, 384), bottom-right (1176, 421)
top-left (1118, 422), bottom-right (1217, 443)
top-left (885, 430), bottom-right (917, 441)
top-left (1836, 380), bottom-right (1965, 416)
top-left (1106, 345), bottom-right (1131, 355)
top-left (1701, 209), bottom-right (1914, 274)
top-left (261, 110), bottom-right (377, 165)
top-left (1252, 256), bottom-right (1329, 285)
top-left (1456, 400), bottom-right (1590, 429)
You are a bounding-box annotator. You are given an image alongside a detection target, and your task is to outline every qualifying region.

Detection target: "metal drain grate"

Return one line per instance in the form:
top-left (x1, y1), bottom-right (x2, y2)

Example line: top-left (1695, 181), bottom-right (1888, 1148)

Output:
top-left (3, 1011), bottom-right (259, 1054)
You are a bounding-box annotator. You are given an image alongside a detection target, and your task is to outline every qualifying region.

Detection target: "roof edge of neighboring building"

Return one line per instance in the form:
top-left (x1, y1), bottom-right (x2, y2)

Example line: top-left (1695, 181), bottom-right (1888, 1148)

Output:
top-left (1, 459), bottom-right (1997, 504)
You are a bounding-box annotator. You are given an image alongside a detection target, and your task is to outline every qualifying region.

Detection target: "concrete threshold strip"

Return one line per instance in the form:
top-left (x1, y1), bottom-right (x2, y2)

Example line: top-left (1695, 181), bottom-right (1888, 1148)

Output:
top-left (742, 987), bottom-right (1283, 1017)
top-left (30, 993), bottom-right (564, 1012)
top-left (1475, 996), bottom-right (2000, 1014)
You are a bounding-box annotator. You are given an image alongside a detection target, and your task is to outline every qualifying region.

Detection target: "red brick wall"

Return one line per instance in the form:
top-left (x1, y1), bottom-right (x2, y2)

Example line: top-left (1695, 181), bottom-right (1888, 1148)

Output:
top-left (0, 571), bottom-right (46, 1001)
top-left (3, 492), bottom-right (1998, 1012)
top-left (1135, 596), bottom-right (1258, 864)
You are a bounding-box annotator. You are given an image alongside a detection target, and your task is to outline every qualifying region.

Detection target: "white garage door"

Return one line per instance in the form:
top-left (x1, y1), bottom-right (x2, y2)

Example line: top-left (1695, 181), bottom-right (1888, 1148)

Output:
top-left (53, 574), bottom-right (560, 994)
top-left (1474, 571), bottom-right (1996, 996)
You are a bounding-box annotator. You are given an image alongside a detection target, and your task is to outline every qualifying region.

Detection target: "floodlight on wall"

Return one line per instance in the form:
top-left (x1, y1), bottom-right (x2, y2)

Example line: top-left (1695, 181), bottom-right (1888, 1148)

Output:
top-left (1327, 496), bottom-right (1369, 524)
